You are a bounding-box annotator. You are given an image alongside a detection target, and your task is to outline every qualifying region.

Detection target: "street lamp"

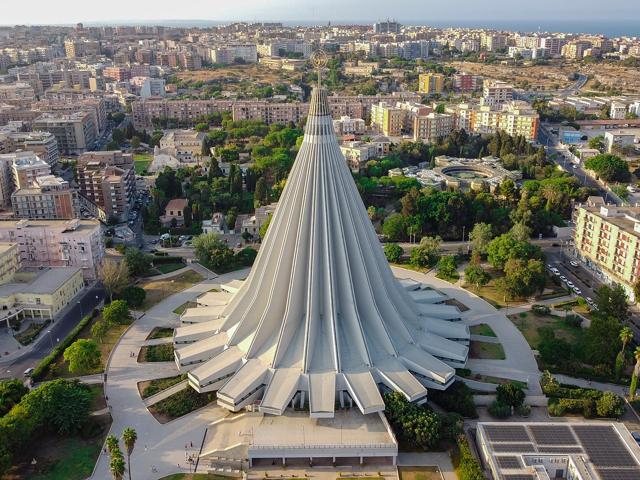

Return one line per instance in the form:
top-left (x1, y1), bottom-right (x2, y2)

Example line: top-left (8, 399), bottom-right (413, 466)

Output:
top-left (47, 330), bottom-right (53, 349)
top-left (78, 300), bottom-right (83, 319)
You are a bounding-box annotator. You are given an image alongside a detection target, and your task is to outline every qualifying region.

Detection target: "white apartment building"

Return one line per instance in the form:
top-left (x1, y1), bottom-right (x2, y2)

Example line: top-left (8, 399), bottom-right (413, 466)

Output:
top-left (211, 44), bottom-right (258, 64)
top-left (610, 101), bottom-right (628, 120)
top-left (333, 116), bottom-right (365, 136)
top-left (482, 81), bottom-right (514, 109)
top-left (0, 219), bottom-right (104, 280)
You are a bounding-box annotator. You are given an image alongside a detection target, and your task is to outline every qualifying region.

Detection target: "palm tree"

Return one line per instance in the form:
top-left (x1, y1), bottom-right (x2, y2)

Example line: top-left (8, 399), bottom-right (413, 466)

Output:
top-left (106, 434), bottom-right (119, 455)
top-left (110, 452), bottom-right (126, 480)
top-left (122, 427), bottom-right (137, 480)
top-left (620, 327), bottom-right (634, 355)
top-left (629, 346), bottom-right (640, 399)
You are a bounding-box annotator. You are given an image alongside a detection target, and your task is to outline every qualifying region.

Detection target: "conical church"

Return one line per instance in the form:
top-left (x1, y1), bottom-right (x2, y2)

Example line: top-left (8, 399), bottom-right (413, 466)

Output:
top-left (174, 80), bottom-right (469, 418)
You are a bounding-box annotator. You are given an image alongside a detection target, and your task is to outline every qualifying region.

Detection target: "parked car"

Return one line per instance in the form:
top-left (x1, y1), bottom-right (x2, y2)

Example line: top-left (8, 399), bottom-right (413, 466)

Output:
top-left (566, 281), bottom-right (575, 288)
top-left (573, 287), bottom-right (582, 295)
top-left (560, 275), bottom-right (567, 282)
top-left (570, 261), bottom-right (579, 267)
top-left (586, 297), bottom-right (593, 304)
top-left (23, 367), bottom-right (34, 377)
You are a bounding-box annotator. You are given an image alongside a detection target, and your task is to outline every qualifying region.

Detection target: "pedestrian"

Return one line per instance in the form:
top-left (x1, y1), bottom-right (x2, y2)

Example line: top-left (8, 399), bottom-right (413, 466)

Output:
top-left (190, 441), bottom-right (193, 448)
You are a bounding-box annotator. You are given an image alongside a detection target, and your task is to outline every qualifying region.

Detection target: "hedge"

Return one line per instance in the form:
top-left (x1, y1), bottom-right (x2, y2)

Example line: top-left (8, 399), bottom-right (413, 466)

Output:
top-left (455, 436), bottom-right (485, 480)
top-left (32, 310), bottom-right (98, 381)
top-left (152, 255), bottom-right (185, 265)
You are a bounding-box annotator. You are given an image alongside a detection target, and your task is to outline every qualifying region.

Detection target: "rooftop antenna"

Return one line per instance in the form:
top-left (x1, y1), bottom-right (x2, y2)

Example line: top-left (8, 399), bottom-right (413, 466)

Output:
top-left (310, 49), bottom-right (328, 89)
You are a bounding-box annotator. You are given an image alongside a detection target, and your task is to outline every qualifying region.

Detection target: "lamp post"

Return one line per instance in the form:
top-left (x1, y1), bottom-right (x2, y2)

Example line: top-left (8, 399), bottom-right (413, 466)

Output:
top-left (47, 330), bottom-right (53, 349)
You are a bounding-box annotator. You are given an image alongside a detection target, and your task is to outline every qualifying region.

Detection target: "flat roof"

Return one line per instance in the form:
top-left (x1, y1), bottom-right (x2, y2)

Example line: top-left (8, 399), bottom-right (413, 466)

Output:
top-left (0, 267), bottom-right (80, 296)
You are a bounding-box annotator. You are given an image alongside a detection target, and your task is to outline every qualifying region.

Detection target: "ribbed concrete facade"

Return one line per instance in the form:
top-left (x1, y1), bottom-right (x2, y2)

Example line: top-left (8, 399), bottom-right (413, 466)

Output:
top-left (175, 86), bottom-right (469, 418)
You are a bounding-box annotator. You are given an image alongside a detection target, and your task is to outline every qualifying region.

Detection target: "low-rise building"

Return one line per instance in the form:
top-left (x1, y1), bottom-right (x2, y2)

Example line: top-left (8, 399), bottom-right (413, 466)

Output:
top-left (235, 203), bottom-right (277, 237)
top-left (604, 130), bottom-right (637, 153)
top-left (0, 219), bottom-right (104, 280)
top-left (202, 212), bottom-right (227, 235)
top-left (159, 130), bottom-right (205, 162)
top-left (610, 101), bottom-right (628, 120)
top-left (161, 198), bottom-right (189, 227)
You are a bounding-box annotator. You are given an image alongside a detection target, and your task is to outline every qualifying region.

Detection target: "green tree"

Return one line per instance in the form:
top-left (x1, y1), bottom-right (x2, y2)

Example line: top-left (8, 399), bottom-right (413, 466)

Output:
top-left (486, 233), bottom-right (542, 270)
top-left (437, 255), bottom-right (458, 279)
top-left (193, 232), bottom-right (236, 272)
top-left (496, 382), bottom-right (526, 408)
top-left (382, 214), bottom-right (407, 241)
top-left (585, 314), bottom-right (621, 367)
top-left (630, 346), bottom-right (640, 399)
top-left (124, 248), bottom-right (153, 277)
top-left (122, 427), bottom-right (137, 480)
top-left (63, 339), bottom-right (101, 374)
top-left (259, 214), bottom-right (272, 239)
top-left (121, 286), bottom-right (146, 309)
top-left (410, 236), bottom-right (441, 268)
top-left (584, 153), bottom-right (630, 182)
top-left (254, 177), bottom-right (269, 208)
top-left (588, 135), bottom-right (605, 152)
top-left (595, 284), bottom-right (629, 323)
top-left (384, 243), bottom-right (403, 263)
top-left (110, 451), bottom-right (126, 480)
top-left (509, 221), bottom-right (532, 242)
top-left (195, 122), bottom-right (209, 132)
top-left (616, 326), bottom-right (634, 379)
top-left (103, 300), bottom-right (131, 326)
top-left (106, 434), bottom-right (120, 455)
top-left (464, 264), bottom-right (491, 290)
top-left (91, 320), bottom-right (110, 344)
top-left (0, 380), bottom-right (28, 416)
top-left (502, 258), bottom-right (546, 298)
top-left (469, 222), bottom-right (493, 254)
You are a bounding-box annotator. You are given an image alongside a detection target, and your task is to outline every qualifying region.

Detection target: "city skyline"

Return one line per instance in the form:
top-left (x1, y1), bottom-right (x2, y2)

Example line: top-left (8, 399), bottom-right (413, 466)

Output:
top-left (2, 0), bottom-right (640, 26)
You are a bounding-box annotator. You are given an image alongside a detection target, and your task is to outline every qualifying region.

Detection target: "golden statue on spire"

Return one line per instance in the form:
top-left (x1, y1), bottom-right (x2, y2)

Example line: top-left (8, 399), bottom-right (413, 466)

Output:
top-left (310, 49), bottom-right (328, 88)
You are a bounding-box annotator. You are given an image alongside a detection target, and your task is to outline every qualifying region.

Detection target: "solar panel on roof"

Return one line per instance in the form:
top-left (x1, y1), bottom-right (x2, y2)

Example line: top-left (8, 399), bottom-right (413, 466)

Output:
top-left (537, 446), bottom-right (583, 454)
top-left (484, 425), bottom-right (530, 443)
top-left (572, 425), bottom-right (639, 468)
top-left (491, 443), bottom-right (535, 453)
top-left (529, 425), bottom-right (576, 445)
top-left (596, 468), bottom-right (640, 480)
top-left (496, 456), bottom-right (521, 469)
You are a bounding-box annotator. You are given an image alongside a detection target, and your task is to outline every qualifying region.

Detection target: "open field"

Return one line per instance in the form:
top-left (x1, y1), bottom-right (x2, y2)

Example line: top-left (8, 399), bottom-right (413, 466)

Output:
top-left (133, 153), bottom-right (152, 174)
top-left (508, 311), bottom-right (583, 350)
top-left (469, 340), bottom-right (505, 360)
top-left (175, 64), bottom-right (302, 85)
top-left (139, 269), bottom-right (204, 311)
top-left (398, 467), bottom-right (442, 480)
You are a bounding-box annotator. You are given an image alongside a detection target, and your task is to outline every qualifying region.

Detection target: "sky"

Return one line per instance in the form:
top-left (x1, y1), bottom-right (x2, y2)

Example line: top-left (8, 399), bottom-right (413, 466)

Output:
top-left (1, 0), bottom-right (639, 25)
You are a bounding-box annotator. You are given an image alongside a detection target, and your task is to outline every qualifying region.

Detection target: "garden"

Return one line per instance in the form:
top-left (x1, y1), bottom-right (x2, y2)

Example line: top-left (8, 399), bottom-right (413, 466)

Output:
top-left (148, 388), bottom-right (216, 423)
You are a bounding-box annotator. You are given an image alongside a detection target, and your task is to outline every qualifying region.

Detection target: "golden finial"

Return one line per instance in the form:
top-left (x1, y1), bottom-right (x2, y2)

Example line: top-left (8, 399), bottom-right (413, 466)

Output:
top-left (310, 49), bottom-right (328, 88)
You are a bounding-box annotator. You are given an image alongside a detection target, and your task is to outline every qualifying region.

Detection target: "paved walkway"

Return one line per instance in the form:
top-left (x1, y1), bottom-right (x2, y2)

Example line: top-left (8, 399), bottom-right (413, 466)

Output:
top-left (91, 268), bottom-right (248, 480)
top-left (553, 373), bottom-right (628, 396)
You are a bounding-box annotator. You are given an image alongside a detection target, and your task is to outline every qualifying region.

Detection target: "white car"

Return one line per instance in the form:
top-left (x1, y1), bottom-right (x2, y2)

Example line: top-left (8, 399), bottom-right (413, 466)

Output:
top-left (552, 269), bottom-right (561, 276)
top-left (573, 287), bottom-right (582, 295)
top-left (570, 261), bottom-right (579, 267)
top-left (560, 275), bottom-right (567, 282)
top-left (566, 281), bottom-right (575, 288)
top-left (586, 297), bottom-right (593, 304)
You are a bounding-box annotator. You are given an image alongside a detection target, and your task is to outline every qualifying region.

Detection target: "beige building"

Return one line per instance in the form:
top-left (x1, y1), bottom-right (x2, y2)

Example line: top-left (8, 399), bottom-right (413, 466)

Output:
top-left (0, 243), bottom-right (20, 285)
top-left (77, 151), bottom-right (136, 221)
top-left (0, 219), bottom-right (104, 280)
top-left (32, 111), bottom-right (97, 155)
top-left (160, 198), bottom-right (189, 227)
top-left (11, 175), bottom-right (79, 220)
top-left (482, 81), bottom-right (514, 109)
top-left (333, 116), bottom-right (366, 136)
top-left (11, 152), bottom-right (51, 189)
top-left (451, 101), bottom-right (539, 141)
top-left (159, 130), bottom-right (205, 162)
top-left (413, 112), bottom-right (455, 143)
top-left (371, 102), bottom-right (405, 137)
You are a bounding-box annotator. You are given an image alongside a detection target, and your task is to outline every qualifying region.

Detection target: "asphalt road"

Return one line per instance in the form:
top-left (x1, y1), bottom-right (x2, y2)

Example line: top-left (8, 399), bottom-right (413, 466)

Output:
top-left (0, 283), bottom-right (106, 380)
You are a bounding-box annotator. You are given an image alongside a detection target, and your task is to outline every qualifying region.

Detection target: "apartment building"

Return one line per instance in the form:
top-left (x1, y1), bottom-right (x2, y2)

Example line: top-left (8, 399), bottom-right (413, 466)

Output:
top-left (210, 44), bottom-right (258, 64)
top-left (333, 116), bottom-right (366, 136)
top-left (11, 152), bottom-right (51, 189)
top-left (450, 101), bottom-right (539, 141)
top-left (574, 199), bottom-right (640, 301)
top-left (340, 138), bottom-right (391, 173)
top-left (0, 243), bottom-right (20, 285)
top-left (0, 128), bottom-right (59, 167)
top-left (371, 102), bottom-right (405, 137)
top-left (562, 41), bottom-right (592, 59)
top-left (413, 112), bottom-right (455, 143)
top-left (159, 130), bottom-right (205, 161)
top-left (453, 73), bottom-right (483, 92)
top-left (104, 66), bottom-right (131, 82)
top-left (12, 175), bottom-right (79, 220)
top-left (256, 40), bottom-right (312, 58)
top-left (605, 130), bottom-right (637, 153)
top-left (480, 33), bottom-right (507, 52)
top-left (0, 219), bottom-right (104, 280)
top-left (610, 102), bottom-right (628, 120)
top-left (77, 151), bottom-right (136, 221)
top-left (418, 73), bottom-right (445, 94)
top-left (31, 111), bottom-right (97, 155)
top-left (482, 81), bottom-right (514, 109)
top-left (0, 82), bottom-right (36, 104)
top-left (540, 37), bottom-right (563, 57)
top-left (64, 39), bottom-right (100, 58)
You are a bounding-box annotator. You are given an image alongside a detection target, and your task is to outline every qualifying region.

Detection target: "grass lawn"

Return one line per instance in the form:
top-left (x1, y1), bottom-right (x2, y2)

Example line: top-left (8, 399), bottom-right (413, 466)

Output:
top-left (466, 272), bottom-right (564, 309)
top-left (398, 466), bottom-right (442, 480)
top-left (46, 314), bottom-right (131, 379)
top-left (133, 153), bottom-right (152, 175)
top-left (156, 263), bottom-right (186, 274)
top-left (139, 269), bottom-right (205, 311)
top-left (138, 374), bottom-right (187, 399)
top-left (435, 272), bottom-right (459, 283)
top-left (469, 340), bottom-right (505, 360)
top-left (508, 311), bottom-right (583, 350)
top-left (149, 389), bottom-right (215, 423)
top-left (147, 327), bottom-right (174, 339)
top-left (173, 301), bottom-right (197, 315)
top-left (139, 343), bottom-right (174, 362)
top-left (15, 414), bottom-right (111, 480)
top-left (469, 324), bottom-right (497, 337)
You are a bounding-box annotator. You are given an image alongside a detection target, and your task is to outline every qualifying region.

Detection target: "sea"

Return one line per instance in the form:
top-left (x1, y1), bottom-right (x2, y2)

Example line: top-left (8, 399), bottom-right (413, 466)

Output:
top-left (81, 19), bottom-right (639, 38)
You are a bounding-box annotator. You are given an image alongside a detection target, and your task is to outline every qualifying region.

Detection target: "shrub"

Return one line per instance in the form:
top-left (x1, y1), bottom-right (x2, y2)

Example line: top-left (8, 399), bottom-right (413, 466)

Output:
top-left (383, 391), bottom-right (442, 449)
top-left (596, 391), bottom-right (625, 418)
top-left (152, 388), bottom-right (212, 418)
top-left (531, 304), bottom-right (550, 315)
top-left (0, 380), bottom-right (29, 416)
top-left (488, 400), bottom-right (511, 418)
top-left (496, 382), bottom-right (526, 408)
top-left (384, 243), bottom-right (403, 263)
top-left (563, 315), bottom-right (582, 328)
top-left (548, 402), bottom-right (566, 416)
top-left (142, 344), bottom-right (174, 362)
top-left (103, 300), bottom-right (131, 325)
top-left (516, 404), bottom-right (531, 417)
top-left (63, 339), bottom-right (101, 374)
top-left (456, 435), bottom-right (485, 480)
top-left (121, 286), bottom-right (146, 308)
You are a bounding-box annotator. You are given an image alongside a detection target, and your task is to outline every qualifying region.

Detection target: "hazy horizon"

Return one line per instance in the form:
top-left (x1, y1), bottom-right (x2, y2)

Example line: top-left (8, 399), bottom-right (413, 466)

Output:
top-left (2, 0), bottom-right (639, 27)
